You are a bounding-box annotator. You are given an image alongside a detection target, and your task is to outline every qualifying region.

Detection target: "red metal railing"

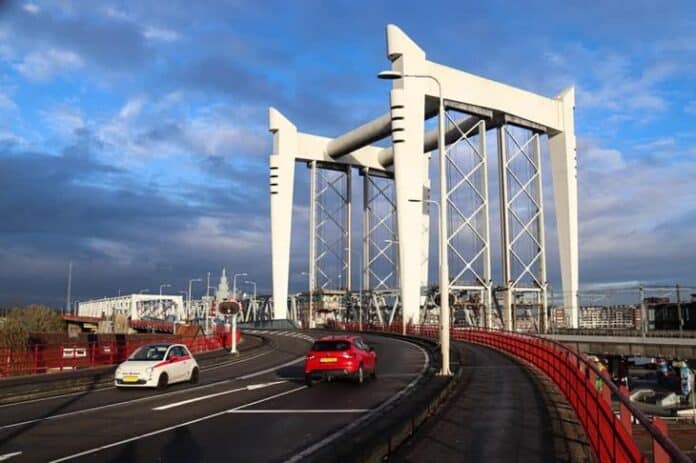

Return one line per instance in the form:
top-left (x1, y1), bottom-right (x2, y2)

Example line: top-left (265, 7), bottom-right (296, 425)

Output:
top-left (343, 322), bottom-right (690, 463)
top-left (0, 328), bottom-right (240, 378)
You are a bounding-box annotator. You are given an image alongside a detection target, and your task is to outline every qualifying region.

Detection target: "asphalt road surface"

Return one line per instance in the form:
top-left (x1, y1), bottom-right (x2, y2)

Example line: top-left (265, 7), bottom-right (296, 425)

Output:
top-left (0, 330), bottom-right (429, 463)
top-left (392, 341), bottom-right (592, 462)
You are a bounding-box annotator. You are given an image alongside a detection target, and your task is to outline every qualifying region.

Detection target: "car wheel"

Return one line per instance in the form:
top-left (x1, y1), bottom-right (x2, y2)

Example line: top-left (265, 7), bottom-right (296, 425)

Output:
top-left (157, 372), bottom-right (169, 389)
top-left (189, 367), bottom-right (199, 384)
top-left (370, 364), bottom-right (377, 380)
top-left (304, 373), bottom-right (313, 387)
top-left (355, 365), bottom-right (364, 385)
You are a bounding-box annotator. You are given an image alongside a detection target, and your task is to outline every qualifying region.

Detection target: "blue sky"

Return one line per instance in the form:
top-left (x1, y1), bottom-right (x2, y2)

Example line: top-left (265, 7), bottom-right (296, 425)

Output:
top-left (0, 0), bottom-right (695, 306)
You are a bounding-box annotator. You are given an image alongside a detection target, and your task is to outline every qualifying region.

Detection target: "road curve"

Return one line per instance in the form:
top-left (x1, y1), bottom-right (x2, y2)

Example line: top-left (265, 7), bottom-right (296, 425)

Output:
top-left (391, 341), bottom-right (593, 462)
top-left (0, 331), bottom-right (429, 463)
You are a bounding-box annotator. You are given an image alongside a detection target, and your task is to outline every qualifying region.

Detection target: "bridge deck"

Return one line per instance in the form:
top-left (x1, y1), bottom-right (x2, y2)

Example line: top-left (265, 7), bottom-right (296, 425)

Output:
top-left (392, 342), bottom-right (594, 462)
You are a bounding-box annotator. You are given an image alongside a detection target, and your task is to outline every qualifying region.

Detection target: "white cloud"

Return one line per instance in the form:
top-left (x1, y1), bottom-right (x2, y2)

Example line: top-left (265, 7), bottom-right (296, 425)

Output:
top-left (143, 26), bottom-right (180, 43)
top-left (636, 137), bottom-right (676, 150)
top-left (578, 138), bottom-right (696, 271)
top-left (15, 48), bottom-right (84, 81)
top-left (40, 106), bottom-right (85, 136)
top-left (22, 3), bottom-right (40, 14)
top-left (118, 97), bottom-right (144, 120)
top-left (578, 139), bottom-right (625, 172)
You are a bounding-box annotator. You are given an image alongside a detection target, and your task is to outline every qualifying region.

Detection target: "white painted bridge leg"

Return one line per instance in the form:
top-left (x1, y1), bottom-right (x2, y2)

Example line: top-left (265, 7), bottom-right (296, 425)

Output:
top-left (269, 108), bottom-right (297, 320)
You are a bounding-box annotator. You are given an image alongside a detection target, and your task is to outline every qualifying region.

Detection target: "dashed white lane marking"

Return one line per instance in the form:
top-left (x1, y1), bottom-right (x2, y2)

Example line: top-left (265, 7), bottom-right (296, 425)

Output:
top-left (228, 409), bottom-right (368, 414)
top-left (0, 348), bottom-right (272, 410)
top-left (0, 452), bottom-right (22, 461)
top-left (237, 356), bottom-right (305, 380)
top-left (227, 385), bottom-right (307, 411)
top-left (48, 385), bottom-right (308, 463)
top-left (153, 381), bottom-right (287, 411)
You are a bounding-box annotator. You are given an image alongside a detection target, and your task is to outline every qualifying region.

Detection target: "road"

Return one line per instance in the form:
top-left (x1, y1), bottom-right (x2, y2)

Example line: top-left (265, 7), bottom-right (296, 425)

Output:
top-left (392, 342), bottom-right (594, 462)
top-left (0, 331), bottom-right (429, 462)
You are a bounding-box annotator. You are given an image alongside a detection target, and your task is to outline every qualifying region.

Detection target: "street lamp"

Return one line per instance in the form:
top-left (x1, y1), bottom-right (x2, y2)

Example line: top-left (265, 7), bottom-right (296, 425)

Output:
top-left (301, 271), bottom-right (314, 329)
top-left (380, 70), bottom-right (451, 376)
top-left (244, 280), bottom-right (257, 301)
top-left (188, 278), bottom-right (202, 321)
top-left (233, 272), bottom-right (248, 299)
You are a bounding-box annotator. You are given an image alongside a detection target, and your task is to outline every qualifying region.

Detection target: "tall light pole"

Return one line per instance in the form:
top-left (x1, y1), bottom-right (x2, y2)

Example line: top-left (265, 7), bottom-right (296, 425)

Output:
top-left (379, 70), bottom-right (451, 375)
top-left (188, 278), bottom-right (202, 322)
top-left (233, 272), bottom-right (248, 299)
top-left (159, 283), bottom-right (171, 319)
top-left (301, 271), bottom-right (313, 329)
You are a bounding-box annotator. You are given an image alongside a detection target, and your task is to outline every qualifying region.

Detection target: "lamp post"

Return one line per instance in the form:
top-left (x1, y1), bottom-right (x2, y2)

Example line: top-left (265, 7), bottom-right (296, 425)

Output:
top-left (188, 278), bottom-right (202, 322)
top-left (233, 272), bottom-right (248, 299)
top-left (301, 271), bottom-right (313, 329)
top-left (379, 70), bottom-right (451, 375)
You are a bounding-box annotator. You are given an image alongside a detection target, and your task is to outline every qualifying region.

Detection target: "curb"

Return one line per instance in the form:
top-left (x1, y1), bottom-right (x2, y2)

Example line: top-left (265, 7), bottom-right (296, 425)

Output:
top-left (0, 333), bottom-right (268, 405)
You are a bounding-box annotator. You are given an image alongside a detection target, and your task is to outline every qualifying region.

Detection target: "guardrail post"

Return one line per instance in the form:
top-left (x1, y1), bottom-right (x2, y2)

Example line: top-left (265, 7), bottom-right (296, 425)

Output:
top-left (618, 385), bottom-right (632, 437)
top-left (652, 417), bottom-right (669, 463)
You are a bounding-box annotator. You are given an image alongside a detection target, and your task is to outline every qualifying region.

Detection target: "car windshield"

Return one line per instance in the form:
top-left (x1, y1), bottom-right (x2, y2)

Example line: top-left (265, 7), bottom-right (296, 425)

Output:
top-left (129, 345), bottom-right (169, 361)
top-left (311, 340), bottom-right (350, 351)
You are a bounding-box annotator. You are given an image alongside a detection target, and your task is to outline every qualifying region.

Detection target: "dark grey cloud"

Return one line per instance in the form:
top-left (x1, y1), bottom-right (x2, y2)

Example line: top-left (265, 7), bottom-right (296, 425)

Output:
top-left (2, 2), bottom-right (153, 72)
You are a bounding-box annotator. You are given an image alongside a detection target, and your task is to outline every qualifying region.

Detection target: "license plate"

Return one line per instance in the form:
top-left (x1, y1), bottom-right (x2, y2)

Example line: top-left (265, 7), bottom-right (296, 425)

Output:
top-left (123, 375), bottom-right (139, 383)
top-left (320, 357), bottom-right (337, 363)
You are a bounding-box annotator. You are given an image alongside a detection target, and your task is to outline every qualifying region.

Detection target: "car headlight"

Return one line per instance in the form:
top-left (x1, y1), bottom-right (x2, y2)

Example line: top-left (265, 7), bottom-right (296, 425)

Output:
top-left (115, 366), bottom-right (122, 376)
top-left (145, 367), bottom-right (153, 379)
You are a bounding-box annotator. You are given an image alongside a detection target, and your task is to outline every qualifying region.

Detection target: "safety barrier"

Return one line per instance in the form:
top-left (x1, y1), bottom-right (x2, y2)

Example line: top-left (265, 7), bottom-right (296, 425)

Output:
top-left (0, 328), bottom-right (240, 378)
top-left (343, 322), bottom-right (689, 463)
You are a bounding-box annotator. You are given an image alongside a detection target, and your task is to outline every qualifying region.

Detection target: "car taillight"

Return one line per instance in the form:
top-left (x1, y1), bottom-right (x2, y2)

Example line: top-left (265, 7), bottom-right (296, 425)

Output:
top-left (341, 352), bottom-right (355, 359)
top-left (306, 354), bottom-right (315, 360)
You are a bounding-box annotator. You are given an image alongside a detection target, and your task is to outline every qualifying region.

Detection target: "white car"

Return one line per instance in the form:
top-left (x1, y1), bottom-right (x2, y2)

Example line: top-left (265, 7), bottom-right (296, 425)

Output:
top-left (115, 343), bottom-right (199, 388)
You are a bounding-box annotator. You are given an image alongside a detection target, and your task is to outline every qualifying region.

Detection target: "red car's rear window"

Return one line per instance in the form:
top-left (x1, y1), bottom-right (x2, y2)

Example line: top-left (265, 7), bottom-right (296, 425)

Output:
top-left (311, 340), bottom-right (351, 351)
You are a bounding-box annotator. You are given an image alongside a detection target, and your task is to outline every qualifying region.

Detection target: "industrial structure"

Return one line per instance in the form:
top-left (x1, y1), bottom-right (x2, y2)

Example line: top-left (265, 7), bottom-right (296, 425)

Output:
top-left (77, 294), bottom-right (184, 321)
top-left (269, 24), bottom-right (578, 329)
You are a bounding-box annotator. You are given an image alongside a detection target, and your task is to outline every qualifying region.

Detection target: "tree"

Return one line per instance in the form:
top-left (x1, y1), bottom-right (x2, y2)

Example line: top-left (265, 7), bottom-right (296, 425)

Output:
top-left (7, 305), bottom-right (66, 333)
top-left (0, 318), bottom-right (29, 350)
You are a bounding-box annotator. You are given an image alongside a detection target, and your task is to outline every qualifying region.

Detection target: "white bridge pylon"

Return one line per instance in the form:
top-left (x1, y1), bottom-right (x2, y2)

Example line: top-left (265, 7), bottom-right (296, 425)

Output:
top-left (269, 24), bottom-right (578, 329)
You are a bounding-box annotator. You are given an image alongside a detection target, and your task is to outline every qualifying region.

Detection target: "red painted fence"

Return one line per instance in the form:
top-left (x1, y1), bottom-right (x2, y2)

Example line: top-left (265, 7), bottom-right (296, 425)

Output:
top-left (0, 328), bottom-right (240, 378)
top-left (344, 322), bottom-right (690, 463)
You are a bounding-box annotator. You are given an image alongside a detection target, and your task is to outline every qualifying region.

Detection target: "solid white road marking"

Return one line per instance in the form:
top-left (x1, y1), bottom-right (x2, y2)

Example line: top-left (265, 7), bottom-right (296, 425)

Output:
top-left (48, 385), bottom-right (308, 463)
top-left (152, 381), bottom-right (287, 411)
top-left (228, 409), bottom-right (368, 414)
top-left (0, 452), bottom-right (22, 461)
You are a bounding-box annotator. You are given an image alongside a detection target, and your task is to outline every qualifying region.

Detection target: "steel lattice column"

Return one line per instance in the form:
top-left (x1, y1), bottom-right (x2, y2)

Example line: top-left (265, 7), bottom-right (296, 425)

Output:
top-left (310, 163), bottom-right (352, 292)
top-left (498, 125), bottom-right (547, 332)
top-left (444, 113), bottom-right (492, 328)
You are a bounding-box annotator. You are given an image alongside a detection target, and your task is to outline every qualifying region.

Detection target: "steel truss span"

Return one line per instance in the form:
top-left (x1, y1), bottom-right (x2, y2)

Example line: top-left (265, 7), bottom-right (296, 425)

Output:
top-left (269, 24), bottom-right (578, 329)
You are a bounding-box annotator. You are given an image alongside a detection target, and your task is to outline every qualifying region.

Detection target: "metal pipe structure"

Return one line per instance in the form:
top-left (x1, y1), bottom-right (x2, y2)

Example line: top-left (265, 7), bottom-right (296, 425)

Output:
top-left (233, 272), bottom-right (248, 300)
top-left (377, 114), bottom-right (480, 167)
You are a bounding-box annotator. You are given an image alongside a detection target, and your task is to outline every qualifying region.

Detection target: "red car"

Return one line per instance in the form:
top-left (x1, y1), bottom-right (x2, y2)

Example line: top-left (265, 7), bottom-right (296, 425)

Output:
top-left (304, 335), bottom-right (377, 386)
